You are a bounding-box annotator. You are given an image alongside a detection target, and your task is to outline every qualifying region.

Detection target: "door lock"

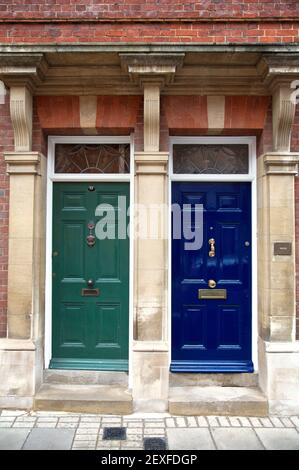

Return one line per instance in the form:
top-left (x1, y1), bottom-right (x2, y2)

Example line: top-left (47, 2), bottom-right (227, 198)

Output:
top-left (208, 238), bottom-right (215, 257)
top-left (208, 279), bottom-right (217, 288)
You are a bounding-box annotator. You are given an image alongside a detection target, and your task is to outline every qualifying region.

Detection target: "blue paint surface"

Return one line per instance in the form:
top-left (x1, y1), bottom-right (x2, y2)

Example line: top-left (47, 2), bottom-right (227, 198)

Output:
top-left (171, 182), bottom-right (253, 372)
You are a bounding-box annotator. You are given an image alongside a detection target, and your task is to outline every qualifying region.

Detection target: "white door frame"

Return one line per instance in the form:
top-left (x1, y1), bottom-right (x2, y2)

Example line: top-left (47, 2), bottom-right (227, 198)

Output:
top-left (168, 136), bottom-right (258, 371)
top-left (44, 135), bottom-right (135, 386)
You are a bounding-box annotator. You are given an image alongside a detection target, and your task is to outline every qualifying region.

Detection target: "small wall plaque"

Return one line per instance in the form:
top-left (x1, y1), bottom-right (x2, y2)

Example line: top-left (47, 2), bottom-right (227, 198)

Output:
top-left (273, 242), bottom-right (292, 256)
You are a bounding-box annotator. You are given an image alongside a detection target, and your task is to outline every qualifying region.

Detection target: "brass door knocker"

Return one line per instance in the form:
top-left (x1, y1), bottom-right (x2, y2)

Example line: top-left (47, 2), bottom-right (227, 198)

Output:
top-left (86, 221), bottom-right (96, 247)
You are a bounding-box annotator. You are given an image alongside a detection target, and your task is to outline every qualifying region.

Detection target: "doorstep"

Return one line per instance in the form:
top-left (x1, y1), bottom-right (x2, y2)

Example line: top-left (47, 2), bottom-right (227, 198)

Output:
top-left (169, 386), bottom-right (268, 417)
top-left (34, 383), bottom-right (133, 415)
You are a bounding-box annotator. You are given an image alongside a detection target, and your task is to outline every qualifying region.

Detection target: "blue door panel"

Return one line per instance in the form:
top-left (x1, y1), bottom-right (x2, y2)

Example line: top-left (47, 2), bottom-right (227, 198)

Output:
top-left (171, 182), bottom-right (253, 373)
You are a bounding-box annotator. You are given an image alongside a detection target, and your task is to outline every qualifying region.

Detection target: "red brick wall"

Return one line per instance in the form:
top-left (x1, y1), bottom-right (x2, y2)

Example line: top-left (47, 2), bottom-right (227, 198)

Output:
top-left (0, 2), bottom-right (298, 44)
top-left (0, 22), bottom-right (298, 44)
top-left (0, 1), bottom-right (298, 21)
top-left (0, 90), bottom-right (12, 337)
top-left (293, 106), bottom-right (299, 340)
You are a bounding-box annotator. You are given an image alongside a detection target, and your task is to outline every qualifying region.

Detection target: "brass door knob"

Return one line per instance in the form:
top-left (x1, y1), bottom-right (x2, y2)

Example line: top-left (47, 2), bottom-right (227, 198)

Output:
top-left (208, 279), bottom-right (217, 288)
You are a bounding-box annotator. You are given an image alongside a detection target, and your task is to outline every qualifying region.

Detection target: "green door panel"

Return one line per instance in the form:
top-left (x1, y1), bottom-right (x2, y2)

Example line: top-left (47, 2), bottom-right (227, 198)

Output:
top-left (50, 182), bottom-right (130, 371)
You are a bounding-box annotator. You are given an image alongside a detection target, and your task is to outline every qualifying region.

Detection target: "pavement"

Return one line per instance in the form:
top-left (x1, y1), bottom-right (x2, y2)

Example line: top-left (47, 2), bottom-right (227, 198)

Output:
top-left (0, 410), bottom-right (299, 450)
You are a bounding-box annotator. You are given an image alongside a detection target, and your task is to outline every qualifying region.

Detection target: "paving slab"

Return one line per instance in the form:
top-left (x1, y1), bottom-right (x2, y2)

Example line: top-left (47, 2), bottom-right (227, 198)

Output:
top-left (167, 428), bottom-right (215, 450)
top-left (255, 428), bottom-right (299, 450)
top-left (0, 429), bottom-right (30, 450)
top-left (22, 428), bottom-right (75, 450)
top-left (211, 427), bottom-right (264, 450)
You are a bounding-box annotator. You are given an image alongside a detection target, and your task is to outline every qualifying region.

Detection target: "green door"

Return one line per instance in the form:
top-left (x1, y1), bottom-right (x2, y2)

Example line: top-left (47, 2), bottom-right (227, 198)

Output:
top-left (50, 182), bottom-right (130, 371)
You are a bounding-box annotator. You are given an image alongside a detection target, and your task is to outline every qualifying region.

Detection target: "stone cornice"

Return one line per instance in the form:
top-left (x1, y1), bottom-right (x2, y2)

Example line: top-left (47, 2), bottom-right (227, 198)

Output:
top-left (0, 44), bottom-right (299, 53)
top-left (258, 54), bottom-right (299, 90)
top-left (0, 49), bottom-right (298, 97)
top-left (0, 53), bottom-right (48, 92)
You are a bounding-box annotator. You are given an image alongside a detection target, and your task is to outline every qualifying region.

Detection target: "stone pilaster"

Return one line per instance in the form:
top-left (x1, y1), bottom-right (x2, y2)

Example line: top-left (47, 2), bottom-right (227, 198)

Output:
top-left (258, 68), bottom-right (299, 413)
top-left (4, 152), bottom-right (46, 340)
top-left (257, 153), bottom-right (298, 343)
top-left (132, 151), bottom-right (169, 411)
top-left (0, 74), bottom-right (46, 408)
top-left (120, 54), bottom-right (184, 411)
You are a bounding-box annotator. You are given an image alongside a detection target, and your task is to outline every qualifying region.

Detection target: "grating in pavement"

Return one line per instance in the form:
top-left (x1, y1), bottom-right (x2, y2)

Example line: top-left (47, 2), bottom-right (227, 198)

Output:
top-left (102, 427), bottom-right (127, 440)
top-left (144, 437), bottom-right (167, 450)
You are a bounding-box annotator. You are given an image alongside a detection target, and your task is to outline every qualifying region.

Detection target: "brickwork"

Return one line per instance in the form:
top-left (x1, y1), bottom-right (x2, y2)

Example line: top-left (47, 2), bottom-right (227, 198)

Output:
top-left (0, 22), bottom-right (298, 44)
top-left (0, 1), bottom-right (298, 21)
top-left (0, 90), bottom-right (12, 337)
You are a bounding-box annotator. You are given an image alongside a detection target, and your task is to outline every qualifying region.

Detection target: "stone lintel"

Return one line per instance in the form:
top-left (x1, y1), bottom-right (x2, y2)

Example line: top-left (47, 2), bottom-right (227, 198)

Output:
top-left (4, 152), bottom-right (43, 175)
top-left (262, 152), bottom-right (299, 175)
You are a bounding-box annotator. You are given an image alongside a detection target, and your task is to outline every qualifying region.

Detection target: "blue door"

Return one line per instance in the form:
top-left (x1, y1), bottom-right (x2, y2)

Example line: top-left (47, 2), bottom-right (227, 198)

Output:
top-left (171, 182), bottom-right (253, 372)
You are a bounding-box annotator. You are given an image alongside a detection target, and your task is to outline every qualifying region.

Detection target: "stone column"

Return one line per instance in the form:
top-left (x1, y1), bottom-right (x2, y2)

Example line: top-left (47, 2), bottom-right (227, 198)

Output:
top-left (258, 76), bottom-right (299, 414)
top-left (0, 80), bottom-right (46, 408)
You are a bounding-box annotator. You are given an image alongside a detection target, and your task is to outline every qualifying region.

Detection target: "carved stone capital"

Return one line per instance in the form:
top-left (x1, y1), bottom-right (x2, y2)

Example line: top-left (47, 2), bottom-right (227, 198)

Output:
top-left (4, 152), bottom-right (43, 175)
top-left (135, 152), bottom-right (169, 175)
top-left (262, 152), bottom-right (299, 175)
top-left (119, 53), bottom-right (185, 87)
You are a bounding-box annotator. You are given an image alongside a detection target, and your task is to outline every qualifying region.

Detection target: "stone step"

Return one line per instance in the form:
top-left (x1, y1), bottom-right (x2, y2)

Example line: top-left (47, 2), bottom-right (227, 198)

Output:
top-left (43, 369), bottom-right (128, 386)
top-left (169, 386), bottom-right (268, 417)
top-left (169, 372), bottom-right (259, 388)
top-left (34, 384), bottom-right (133, 414)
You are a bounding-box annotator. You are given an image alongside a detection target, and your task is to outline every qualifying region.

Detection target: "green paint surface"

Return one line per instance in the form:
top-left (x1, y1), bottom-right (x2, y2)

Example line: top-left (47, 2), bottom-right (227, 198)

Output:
top-left (51, 182), bottom-right (129, 371)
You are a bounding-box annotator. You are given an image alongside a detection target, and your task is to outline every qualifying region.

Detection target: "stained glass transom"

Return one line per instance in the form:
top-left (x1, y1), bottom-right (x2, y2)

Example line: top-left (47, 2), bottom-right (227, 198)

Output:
top-left (55, 143), bottom-right (130, 174)
top-left (173, 144), bottom-right (249, 174)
